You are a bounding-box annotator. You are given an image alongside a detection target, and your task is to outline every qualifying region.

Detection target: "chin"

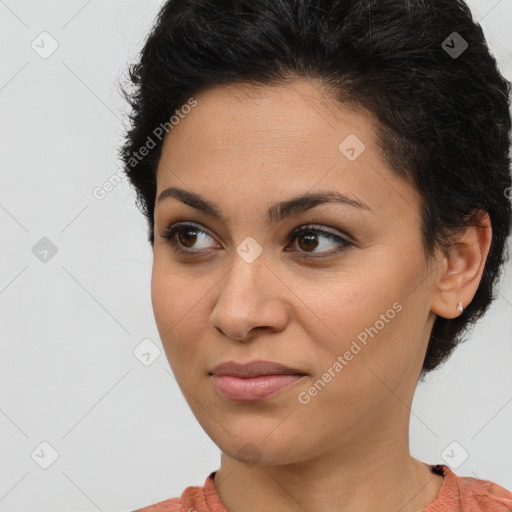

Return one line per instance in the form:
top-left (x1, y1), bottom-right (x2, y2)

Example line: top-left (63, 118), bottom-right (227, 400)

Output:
top-left (209, 426), bottom-right (310, 467)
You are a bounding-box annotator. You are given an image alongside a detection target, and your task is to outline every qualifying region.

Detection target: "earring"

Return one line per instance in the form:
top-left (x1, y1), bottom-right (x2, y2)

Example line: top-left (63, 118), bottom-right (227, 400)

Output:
top-left (457, 302), bottom-right (463, 314)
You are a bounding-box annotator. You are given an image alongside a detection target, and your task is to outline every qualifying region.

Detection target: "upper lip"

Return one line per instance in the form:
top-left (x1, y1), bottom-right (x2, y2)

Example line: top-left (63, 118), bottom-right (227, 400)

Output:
top-left (210, 360), bottom-right (307, 378)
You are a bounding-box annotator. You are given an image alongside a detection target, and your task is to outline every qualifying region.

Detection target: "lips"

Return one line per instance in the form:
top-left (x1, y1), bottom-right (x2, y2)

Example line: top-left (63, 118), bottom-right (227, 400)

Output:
top-left (209, 360), bottom-right (307, 402)
top-left (209, 360), bottom-right (307, 378)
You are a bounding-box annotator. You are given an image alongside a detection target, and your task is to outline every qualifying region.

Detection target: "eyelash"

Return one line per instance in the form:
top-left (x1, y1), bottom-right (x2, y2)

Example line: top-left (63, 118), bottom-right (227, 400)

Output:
top-left (158, 222), bottom-right (354, 260)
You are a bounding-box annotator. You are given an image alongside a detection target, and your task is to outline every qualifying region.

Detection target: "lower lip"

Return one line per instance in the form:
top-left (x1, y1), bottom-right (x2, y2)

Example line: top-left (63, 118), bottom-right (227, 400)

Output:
top-left (211, 374), bottom-right (305, 402)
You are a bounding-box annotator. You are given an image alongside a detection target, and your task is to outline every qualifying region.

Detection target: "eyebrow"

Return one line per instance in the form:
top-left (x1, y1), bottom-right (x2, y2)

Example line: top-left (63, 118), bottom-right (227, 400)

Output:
top-left (156, 186), bottom-right (374, 226)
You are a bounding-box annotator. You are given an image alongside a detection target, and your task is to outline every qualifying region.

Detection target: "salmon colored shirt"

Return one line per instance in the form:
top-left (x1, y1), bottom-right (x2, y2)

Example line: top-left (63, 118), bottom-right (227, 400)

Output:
top-left (133, 464), bottom-right (512, 512)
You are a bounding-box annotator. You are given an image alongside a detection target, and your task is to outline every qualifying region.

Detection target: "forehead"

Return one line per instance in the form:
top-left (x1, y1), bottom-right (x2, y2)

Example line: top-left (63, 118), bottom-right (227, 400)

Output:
top-left (155, 79), bottom-right (421, 222)
top-left (157, 79), bottom-right (380, 177)
top-left (165, 79), bottom-right (374, 148)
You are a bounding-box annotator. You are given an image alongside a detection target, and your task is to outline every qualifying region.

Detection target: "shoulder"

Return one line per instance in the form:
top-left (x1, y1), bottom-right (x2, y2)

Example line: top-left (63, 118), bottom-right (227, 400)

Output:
top-left (428, 464), bottom-right (512, 512)
top-left (131, 471), bottom-right (221, 512)
top-left (131, 496), bottom-right (181, 512)
top-left (454, 469), bottom-right (512, 511)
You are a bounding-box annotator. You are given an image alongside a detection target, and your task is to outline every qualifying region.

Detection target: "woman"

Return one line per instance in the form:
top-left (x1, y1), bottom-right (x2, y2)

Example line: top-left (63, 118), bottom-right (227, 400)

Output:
top-left (119, 0), bottom-right (512, 510)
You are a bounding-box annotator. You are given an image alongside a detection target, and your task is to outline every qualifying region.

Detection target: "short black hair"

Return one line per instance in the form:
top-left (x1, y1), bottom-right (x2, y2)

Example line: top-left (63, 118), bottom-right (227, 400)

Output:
top-left (118, 0), bottom-right (512, 374)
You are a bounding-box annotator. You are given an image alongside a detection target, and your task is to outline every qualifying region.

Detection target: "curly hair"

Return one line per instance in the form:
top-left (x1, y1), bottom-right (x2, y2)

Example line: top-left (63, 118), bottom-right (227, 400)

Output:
top-left (118, 0), bottom-right (512, 374)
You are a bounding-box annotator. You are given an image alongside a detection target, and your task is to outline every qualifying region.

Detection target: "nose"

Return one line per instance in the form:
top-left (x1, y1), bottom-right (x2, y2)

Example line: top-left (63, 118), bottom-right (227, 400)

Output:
top-left (209, 249), bottom-right (289, 342)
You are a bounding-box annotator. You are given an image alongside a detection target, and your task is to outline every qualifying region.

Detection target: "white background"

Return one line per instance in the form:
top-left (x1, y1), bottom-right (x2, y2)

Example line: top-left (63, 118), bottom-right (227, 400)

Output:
top-left (0, 1), bottom-right (511, 511)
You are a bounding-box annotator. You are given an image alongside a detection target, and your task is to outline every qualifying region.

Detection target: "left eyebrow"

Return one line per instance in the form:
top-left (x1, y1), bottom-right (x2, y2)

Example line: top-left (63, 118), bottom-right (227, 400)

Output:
top-left (156, 187), bottom-right (374, 227)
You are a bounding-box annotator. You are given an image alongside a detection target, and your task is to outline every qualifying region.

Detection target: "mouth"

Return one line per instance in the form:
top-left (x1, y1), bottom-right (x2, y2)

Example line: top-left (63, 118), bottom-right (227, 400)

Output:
top-left (209, 360), bottom-right (307, 402)
top-left (209, 360), bottom-right (307, 378)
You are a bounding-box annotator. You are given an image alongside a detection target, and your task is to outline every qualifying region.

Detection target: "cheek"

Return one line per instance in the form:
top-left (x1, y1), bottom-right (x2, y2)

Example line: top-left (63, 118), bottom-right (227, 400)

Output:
top-left (150, 262), bottom-right (192, 355)
top-left (150, 264), bottom-right (175, 333)
top-left (301, 270), bottom-right (413, 379)
top-left (150, 260), bottom-right (209, 373)
top-left (299, 274), bottom-right (399, 342)
top-left (151, 254), bottom-right (200, 329)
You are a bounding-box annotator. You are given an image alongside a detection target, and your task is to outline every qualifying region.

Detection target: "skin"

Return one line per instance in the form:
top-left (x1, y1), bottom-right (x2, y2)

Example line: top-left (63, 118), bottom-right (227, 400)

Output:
top-left (151, 78), bottom-right (492, 512)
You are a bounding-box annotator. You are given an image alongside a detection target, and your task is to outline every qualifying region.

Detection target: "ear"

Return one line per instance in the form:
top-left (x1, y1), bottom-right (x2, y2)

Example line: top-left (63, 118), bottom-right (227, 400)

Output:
top-left (430, 210), bottom-right (492, 319)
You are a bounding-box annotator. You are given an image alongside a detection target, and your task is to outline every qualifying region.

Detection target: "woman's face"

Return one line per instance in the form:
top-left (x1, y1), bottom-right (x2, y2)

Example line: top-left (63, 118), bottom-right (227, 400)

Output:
top-left (151, 79), bottom-right (440, 466)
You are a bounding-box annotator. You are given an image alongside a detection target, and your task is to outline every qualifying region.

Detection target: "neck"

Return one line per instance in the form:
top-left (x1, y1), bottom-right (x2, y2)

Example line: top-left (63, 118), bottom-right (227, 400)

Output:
top-left (214, 435), bottom-right (444, 512)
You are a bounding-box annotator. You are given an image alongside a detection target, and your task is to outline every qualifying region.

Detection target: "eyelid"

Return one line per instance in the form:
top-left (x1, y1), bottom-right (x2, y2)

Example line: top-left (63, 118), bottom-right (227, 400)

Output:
top-left (289, 223), bottom-right (354, 244)
top-left (159, 221), bottom-right (219, 248)
top-left (159, 220), bottom-right (355, 259)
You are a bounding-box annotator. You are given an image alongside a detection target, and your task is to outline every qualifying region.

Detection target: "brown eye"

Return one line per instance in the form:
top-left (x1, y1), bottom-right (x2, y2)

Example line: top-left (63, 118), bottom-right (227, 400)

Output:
top-left (159, 223), bottom-right (216, 254)
top-left (176, 227), bottom-right (199, 248)
top-left (159, 222), bottom-right (353, 260)
top-left (286, 225), bottom-right (353, 260)
top-left (296, 231), bottom-right (320, 251)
